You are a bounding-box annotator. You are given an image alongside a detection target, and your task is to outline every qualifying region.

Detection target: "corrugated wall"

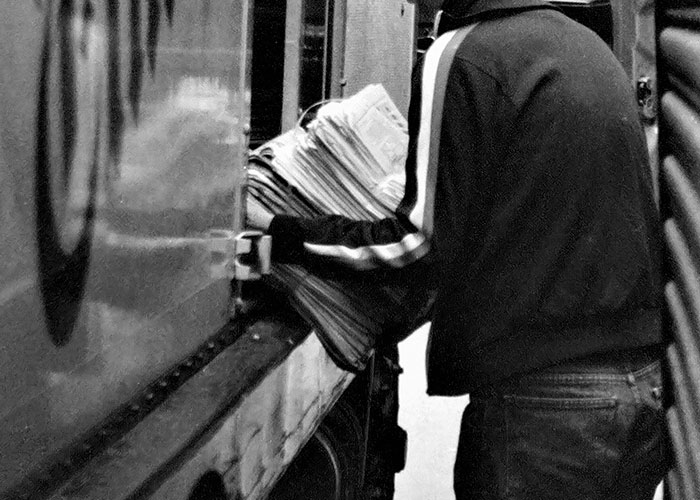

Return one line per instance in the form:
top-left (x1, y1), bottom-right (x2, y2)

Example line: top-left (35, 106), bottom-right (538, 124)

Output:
top-left (657, 2), bottom-right (700, 498)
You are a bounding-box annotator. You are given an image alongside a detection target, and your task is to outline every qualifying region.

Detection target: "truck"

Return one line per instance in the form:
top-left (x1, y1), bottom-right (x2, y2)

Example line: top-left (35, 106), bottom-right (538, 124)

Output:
top-left (0, 1), bottom-right (415, 499)
top-left (1, 0), bottom-right (698, 499)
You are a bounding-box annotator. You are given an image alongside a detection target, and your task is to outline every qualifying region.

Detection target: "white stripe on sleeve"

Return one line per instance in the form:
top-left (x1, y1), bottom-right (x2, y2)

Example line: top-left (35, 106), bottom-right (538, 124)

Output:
top-left (409, 30), bottom-right (459, 232)
top-left (304, 233), bottom-right (429, 270)
top-left (299, 26), bottom-right (476, 271)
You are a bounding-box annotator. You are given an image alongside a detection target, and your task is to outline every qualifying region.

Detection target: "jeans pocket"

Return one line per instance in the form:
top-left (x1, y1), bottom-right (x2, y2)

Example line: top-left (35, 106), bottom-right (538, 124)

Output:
top-left (502, 395), bottom-right (620, 499)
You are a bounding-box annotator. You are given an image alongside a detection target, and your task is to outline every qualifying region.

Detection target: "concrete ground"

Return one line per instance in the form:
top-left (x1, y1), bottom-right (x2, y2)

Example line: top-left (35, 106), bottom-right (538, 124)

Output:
top-left (395, 324), bottom-right (469, 500)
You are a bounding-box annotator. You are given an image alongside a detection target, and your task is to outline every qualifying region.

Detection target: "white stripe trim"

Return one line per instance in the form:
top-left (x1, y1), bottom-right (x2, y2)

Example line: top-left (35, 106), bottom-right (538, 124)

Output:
top-left (409, 30), bottom-right (458, 231)
top-left (304, 233), bottom-right (429, 270)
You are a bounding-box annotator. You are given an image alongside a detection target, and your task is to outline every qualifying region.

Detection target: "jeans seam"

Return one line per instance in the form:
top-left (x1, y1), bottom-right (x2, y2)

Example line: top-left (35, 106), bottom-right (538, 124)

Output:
top-left (513, 360), bottom-right (662, 385)
top-left (504, 400), bottom-right (511, 500)
top-left (504, 395), bottom-right (618, 409)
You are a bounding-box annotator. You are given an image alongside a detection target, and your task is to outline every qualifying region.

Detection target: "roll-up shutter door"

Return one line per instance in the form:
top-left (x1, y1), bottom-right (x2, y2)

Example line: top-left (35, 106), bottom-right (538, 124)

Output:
top-left (658, 3), bottom-right (700, 498)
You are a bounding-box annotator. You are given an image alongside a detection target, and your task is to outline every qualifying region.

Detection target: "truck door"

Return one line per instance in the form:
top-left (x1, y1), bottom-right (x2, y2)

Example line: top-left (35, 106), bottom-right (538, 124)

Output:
top-left (657, 1), bottom-right (700, 497)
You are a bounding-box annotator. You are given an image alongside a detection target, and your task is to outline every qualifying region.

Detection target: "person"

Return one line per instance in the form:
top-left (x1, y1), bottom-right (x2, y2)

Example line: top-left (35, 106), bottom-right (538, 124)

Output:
top-left (247, 0), bottom-right (668, 498)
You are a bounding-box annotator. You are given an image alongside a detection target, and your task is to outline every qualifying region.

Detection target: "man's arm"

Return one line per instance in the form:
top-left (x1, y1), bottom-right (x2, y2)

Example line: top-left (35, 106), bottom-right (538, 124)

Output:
top-left (248, 29), bottom-right (489, 273)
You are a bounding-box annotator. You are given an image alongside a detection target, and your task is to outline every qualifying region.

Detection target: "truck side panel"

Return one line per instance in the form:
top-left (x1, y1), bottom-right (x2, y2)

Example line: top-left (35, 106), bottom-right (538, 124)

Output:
top-left (0, 0), bottom-right (248, 493)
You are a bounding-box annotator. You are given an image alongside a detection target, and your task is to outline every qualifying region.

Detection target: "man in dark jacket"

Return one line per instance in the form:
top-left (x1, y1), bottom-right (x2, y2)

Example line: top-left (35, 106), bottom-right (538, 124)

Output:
top-left (248, 0), bottom-right (667, 498)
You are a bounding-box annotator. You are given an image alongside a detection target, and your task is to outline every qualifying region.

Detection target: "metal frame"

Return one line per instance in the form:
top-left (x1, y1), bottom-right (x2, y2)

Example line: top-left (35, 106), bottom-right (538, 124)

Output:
top-left (281, 0), bottom-right (304, 131)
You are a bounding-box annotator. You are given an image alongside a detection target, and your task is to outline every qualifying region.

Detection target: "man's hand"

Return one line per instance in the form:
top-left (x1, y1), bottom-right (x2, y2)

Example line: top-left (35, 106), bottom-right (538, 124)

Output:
top-left (246, 196), bottom-right (274, 231)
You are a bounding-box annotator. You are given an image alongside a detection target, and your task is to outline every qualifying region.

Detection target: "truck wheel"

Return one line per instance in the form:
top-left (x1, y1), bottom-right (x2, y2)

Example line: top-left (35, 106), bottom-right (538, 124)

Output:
top-left (187, 471), bottom-right (228, 500)
top-left (268, 400), bottom-right (363, 500)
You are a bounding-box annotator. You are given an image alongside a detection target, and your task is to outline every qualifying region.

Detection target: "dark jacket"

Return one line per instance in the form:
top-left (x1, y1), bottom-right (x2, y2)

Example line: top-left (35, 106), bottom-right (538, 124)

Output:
top-left (268, 0), bottom-right (664, 395)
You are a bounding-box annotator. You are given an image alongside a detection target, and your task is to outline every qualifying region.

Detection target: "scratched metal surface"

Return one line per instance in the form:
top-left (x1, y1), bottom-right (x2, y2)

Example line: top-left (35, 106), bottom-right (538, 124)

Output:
top-left (0, 0), bottom-right (249, 492)
top-left (342, 0), bottom-right (416, 116)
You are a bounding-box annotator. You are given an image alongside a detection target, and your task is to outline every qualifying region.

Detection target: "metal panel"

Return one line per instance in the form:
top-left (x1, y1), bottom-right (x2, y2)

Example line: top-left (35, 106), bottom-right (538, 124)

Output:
top-left (660, 27), bottom-right (700, 87)
top-left (667, 406), bottom-right (698, 500)
top-left (329, 0), bottom-right (348, 100)
top-left (668, 468), bottom-right (689, 500)
top-left (664, 228), bottom-right (700, 445)
top-left (279, 0), bottom-right (347, 133)
top-left (281, 0), bottom-right (304, 132)
top-left (658, 2), bottom-right (700, 497)
top-left (149, 328), bottom-right (353, 500)
top-left (666, 284), bottom-right (700, 449)
top-left (0, 0), bottom-right (250, 493)
top-left (664, 7), bottom-right (700, 28)
top-left (37, 316), bottom-right (351, 500)
top-left (343, 0), bottom-right (416, 116)
top-left (662, 92), bottom-right (700, 190)
top-left (611, 0), bottom-right (657, 82)
top-left (666, 282), bottom-right (700, 409)
top-left (664, 156), bottom-right (700, 264)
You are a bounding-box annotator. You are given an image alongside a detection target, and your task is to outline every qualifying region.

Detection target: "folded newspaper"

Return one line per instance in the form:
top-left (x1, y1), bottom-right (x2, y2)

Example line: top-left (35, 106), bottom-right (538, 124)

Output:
top-left (248, 85), bottom-right (435, 372)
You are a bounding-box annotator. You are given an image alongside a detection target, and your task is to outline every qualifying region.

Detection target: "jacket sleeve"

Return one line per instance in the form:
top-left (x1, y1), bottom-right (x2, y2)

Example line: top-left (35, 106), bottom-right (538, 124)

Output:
top-left (267, 31), bottom-right (471, 272)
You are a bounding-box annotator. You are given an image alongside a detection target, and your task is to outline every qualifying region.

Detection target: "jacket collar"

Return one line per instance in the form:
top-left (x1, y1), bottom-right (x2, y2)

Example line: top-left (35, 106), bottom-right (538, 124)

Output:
top-left (437, 0), bottom-right (560, 34)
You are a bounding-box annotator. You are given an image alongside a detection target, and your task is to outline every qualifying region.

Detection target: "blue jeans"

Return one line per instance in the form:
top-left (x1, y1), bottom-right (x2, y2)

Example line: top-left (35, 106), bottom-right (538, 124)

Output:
top-left (454, 348), bottom-right (668, 500)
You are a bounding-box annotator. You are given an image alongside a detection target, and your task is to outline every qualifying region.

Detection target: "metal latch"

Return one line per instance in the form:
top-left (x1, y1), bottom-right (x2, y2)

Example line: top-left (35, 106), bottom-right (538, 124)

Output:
top-left (637, 76), bottom-right (656, 121)
top-left (209, 230), bottom-right (271, 280)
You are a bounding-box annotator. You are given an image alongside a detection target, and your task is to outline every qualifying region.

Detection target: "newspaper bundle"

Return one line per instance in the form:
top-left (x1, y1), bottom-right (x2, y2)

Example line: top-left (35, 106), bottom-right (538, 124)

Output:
top-left (248, 85), bottom-right (435, 371)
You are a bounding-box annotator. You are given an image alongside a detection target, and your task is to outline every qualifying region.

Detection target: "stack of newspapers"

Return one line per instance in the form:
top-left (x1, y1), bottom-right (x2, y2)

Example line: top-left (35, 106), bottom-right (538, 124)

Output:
top-left (248, 85), bottom-right (435, 371)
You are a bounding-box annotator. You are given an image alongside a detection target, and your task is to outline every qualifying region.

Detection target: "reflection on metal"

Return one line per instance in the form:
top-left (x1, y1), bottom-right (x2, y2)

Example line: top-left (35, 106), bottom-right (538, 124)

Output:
top-left (659, 1), bottom-right (700, 497)
top-left (164, 0), bottom-right (175, 24)
top-left (1, 0), bottom-right (248, 495)
top-left (3, 320), bottom-right (244, 500)
top-left (35, 0), bottom-right (100, 346)
top-left (129, 0), bottom-right (145, 120)
top-left (107, 0), bottom-right (125, 168)
top-left (33, 0), bottom-right (184, 345)
top-left (147, 0), bottom-right (162, 73)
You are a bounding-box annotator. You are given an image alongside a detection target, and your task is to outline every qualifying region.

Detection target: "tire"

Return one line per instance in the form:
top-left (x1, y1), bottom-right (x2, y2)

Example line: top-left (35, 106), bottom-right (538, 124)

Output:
top-left (267, 400), bottom-right (364, 500)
